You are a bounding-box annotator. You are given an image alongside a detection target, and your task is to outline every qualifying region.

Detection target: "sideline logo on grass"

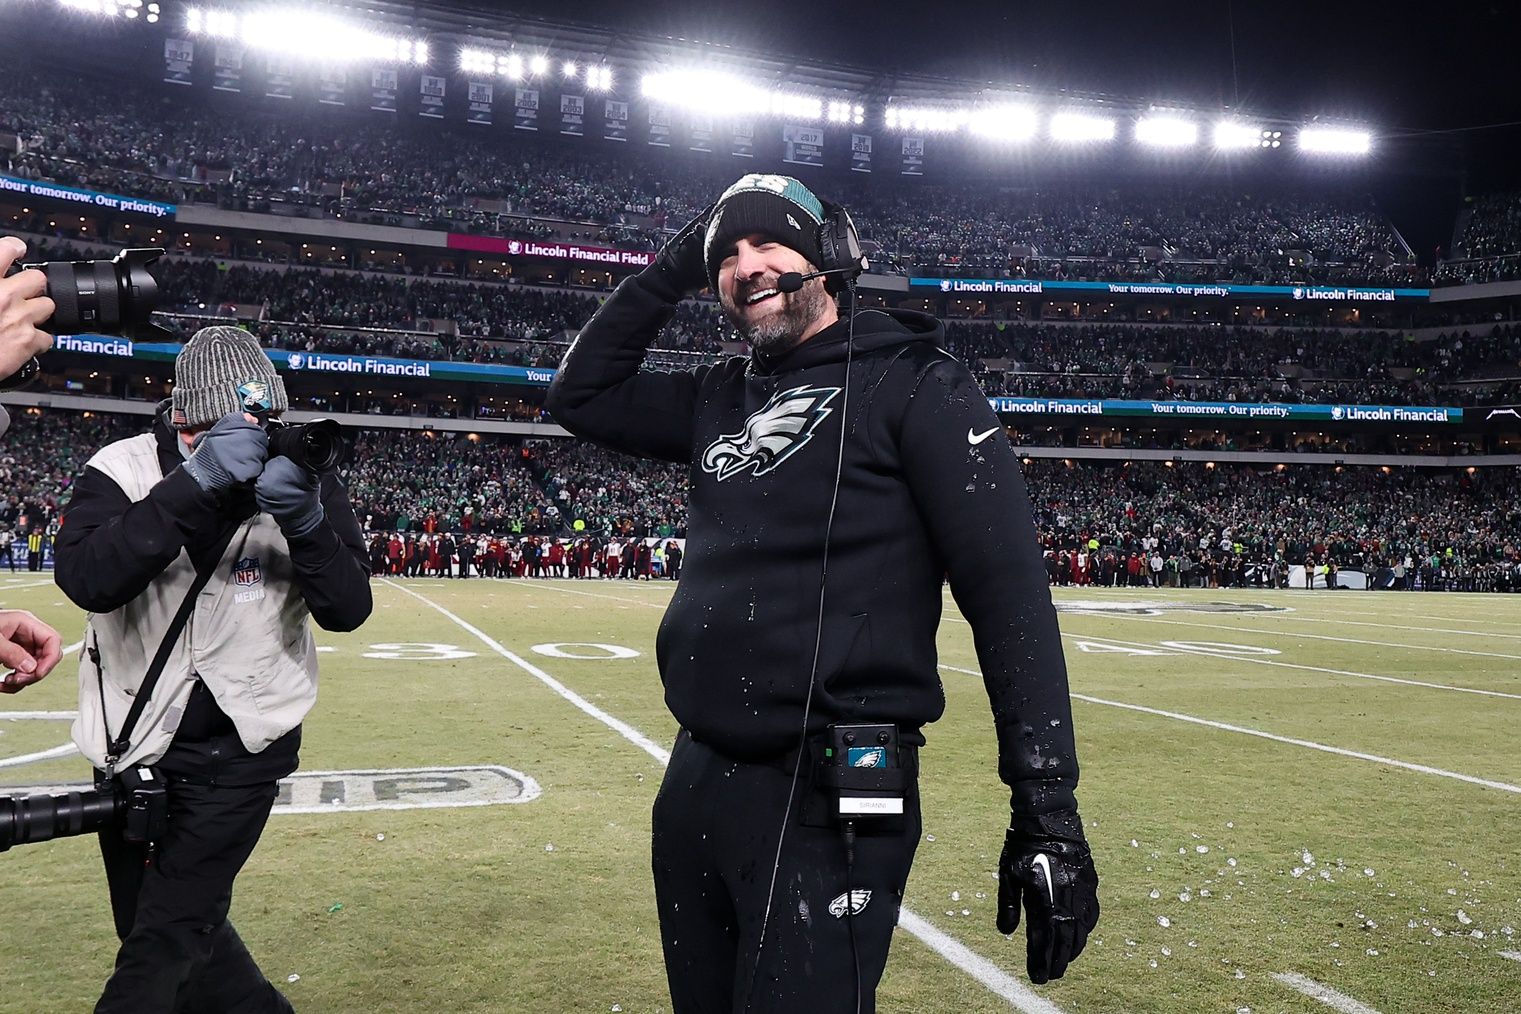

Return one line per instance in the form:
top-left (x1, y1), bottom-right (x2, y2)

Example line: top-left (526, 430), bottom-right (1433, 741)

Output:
top-left (6, 764), bottom-right (542, 814)
top-left (1056, 600), bottom-right (1290, 616)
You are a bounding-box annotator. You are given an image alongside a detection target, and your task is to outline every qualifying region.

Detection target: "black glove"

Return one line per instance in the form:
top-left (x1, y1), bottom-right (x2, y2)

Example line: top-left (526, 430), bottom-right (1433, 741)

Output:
top-left (639, 203), bottom-right (715, 302)
top-left (182, 412), bottom-right (267, 493)
top-left (997, 809), bottom-right (1100, 984)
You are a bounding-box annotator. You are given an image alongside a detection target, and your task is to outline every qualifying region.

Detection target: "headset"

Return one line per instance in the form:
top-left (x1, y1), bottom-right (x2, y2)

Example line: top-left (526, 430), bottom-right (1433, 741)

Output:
top-left (776, 200), bottom-right (869, 297)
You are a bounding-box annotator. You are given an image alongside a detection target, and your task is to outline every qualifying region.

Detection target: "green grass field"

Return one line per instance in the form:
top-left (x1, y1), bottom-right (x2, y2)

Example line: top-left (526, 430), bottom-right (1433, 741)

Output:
top-left (2, 574), bottom-right (1519, 1013)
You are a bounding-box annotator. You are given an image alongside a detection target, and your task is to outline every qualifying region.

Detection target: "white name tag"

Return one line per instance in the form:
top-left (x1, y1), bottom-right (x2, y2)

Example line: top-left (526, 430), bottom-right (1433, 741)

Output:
top-left (838, 796), bottom-right (904, 816)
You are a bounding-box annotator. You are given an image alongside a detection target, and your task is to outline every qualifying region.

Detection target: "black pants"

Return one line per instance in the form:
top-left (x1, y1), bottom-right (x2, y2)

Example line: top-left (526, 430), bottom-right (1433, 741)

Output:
top-left (652, 732), bottom-right (920, 1014)
top-left (96, 714), bottom-right (297, 1013)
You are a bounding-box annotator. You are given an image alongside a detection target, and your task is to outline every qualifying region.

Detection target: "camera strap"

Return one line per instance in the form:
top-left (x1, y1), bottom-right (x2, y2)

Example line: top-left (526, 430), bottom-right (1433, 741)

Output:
top-left (103, 523), bottom-right (241, 775)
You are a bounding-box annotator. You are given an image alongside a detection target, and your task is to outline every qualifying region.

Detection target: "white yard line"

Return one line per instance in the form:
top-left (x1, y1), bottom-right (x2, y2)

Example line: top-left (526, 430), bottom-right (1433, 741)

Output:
top-left (0, 742), bottom-right (77, 769)
top-left (1059, 612), bottom-right (1521, 663)
top-left (1058, 631), bottom-right (1521, 700)
top-left (1220, 613), bottom-right (1521, 642)
top-left (939, 663), bottom-right (1521, 796)
top-left (1500, 951), bottom-right (1521, 963)
top-left (489, 578), bottom-right (668, 610)
top-left (940, 613), bottom-right (1521, 701)
top-left (0, 710), bottom-right (78, 720)
top-left (1271, 972), bottom-right (1383, 1014)
top-left (380, 578), bottom-right (1066, 1014)
top-left (381, 579), bottom-right (671, 763)
top-left (896, 910), bottom-right (1065, 1014)
top-left (0, 578), bottom-right (59, 593)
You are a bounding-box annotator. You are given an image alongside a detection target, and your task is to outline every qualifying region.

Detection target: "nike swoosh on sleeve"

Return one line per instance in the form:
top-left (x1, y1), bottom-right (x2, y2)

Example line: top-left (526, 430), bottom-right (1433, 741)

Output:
top-left (968, 427), bottom-right (999, 445)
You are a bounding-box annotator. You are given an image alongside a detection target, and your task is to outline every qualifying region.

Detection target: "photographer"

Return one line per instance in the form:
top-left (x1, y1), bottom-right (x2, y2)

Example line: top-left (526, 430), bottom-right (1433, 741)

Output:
top-left (42, 325), bottom-right (371, 1013)
top-left (0, 236), bottom-right (55, 378)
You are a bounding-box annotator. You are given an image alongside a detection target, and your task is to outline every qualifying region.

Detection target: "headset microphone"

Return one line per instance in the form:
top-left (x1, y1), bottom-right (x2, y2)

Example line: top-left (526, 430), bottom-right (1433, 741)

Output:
top-left (776, 267), bottom-right (856, 294)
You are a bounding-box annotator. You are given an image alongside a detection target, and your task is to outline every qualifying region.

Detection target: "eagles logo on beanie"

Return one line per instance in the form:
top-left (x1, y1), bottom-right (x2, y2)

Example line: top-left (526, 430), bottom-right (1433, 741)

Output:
top-left (704, 174), bottom-right (827, 293)
top-left (171, 325), bottom-right (288, 430)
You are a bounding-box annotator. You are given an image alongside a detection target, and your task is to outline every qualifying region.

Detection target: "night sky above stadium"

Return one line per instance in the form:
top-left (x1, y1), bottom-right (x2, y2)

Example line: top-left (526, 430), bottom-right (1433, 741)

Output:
top-left (487, 0), bottom-right (1518, 140)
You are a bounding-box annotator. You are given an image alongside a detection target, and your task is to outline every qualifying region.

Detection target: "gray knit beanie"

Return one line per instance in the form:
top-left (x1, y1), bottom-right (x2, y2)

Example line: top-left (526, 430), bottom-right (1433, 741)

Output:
top-left (171, 326), bottom-right (287, 430)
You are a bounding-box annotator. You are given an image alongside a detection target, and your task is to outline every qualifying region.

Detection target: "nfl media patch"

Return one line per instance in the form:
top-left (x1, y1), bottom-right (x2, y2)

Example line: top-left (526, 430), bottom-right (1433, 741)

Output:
top-left (233, 556), bottom-right (265, 603)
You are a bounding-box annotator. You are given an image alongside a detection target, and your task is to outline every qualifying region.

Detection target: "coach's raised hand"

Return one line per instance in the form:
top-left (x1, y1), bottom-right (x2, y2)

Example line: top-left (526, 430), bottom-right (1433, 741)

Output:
top-left (997, 808), bottom-right (1100, 983)
top-left (637, 203), bottom-right (715, 303)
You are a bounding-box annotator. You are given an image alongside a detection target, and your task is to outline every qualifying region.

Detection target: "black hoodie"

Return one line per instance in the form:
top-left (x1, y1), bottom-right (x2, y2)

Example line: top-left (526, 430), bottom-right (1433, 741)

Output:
top-left (547, 274), bottom-right (1079, 816)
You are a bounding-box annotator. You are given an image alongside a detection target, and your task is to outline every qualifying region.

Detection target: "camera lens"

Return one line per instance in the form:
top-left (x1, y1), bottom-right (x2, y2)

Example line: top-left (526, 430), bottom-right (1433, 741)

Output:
top-left (0, 786), bottom-right (122, 853)
top-left (267, 418), bottom-right (347, 473)
top-left (30, 248), bottom-right (163, 336)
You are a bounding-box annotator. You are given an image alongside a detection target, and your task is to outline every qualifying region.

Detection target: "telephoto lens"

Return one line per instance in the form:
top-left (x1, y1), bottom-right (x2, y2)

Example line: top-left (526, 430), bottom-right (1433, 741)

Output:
top-left (0, 247), bottom-right (172, 391)
top-left (0, 785), bottom-right (121, 852)
top-left (266, 418), bottom-right (348, 473)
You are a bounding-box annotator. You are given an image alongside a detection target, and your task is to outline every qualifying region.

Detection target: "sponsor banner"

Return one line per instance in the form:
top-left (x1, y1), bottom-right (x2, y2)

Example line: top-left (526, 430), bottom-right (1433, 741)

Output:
top-left (51, 336), bottom-right (559, 387)
top-left (782, 123), bottom-right (823, 166)
top-left (467, 81), bottom-right (493, 126)
top-left (419, 74), bottom-right (446, 119)
top-left (41, 337), bottom-right (1477, 416)
top-left (689, 114), bottom-right (713, 153)
top-left (648, 103), bottom-right (672, 147)
top-left (370, 68), bottom-right (398, 113)
top-left (163, 38), bottom-right (194, 86)
top-left (731, 119), bottom-right (754, 158)
top-left (514, 87), bottom-right (540, 131)
top-left (0, 175), bottom-right (175, 219)
top-left (318, 66), bottom-right (346, 107)
top-left (987, 396), bottom-right (1464, 425)
top-left (264, 55), bottom-right (295, 100)
top-left (212, 42), bottom-right (244, 93)
top-left (851, 132), bottom-right (872, 173)
top-left (447, 233), bottom-right (654, 268)
top-left (603, 99), bottom-right (628, 142)
top-left (911, 276), bottom-right (1432, 302)
top-left (560, 93), bottom-right (584, 137)
top-left (901, 136), bottom-right (924, 175)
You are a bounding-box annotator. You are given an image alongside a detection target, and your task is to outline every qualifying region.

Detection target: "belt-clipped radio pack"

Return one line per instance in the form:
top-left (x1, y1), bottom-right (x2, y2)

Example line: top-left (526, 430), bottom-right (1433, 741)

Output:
top-left (819, 723), bottom-right (906, 819)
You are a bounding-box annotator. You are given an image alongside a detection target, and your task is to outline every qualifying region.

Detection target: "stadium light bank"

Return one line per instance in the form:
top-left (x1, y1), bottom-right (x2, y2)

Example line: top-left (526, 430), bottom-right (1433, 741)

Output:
top-left (184, 6), bottom-right (428, 64)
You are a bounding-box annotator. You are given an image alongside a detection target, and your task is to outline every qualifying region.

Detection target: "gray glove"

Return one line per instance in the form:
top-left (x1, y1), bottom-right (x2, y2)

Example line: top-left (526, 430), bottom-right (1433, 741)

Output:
top-left (183, 413), bottom-right (267, 493)
top-left (255, 456), bottom-right (324, 537)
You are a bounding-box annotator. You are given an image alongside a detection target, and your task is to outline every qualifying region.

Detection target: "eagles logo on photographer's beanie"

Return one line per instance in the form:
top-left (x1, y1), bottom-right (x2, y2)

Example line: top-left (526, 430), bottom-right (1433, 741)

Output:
top-left (170, 325), bottom-right (287, 430)
top-left (703, 173), bottom-right (827, 293)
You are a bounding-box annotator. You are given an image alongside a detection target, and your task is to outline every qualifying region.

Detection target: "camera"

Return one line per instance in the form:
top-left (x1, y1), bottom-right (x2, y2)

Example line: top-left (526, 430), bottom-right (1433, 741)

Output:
top-left (266, 418), bottom-right (348, 473)
top-left (0, 766), bottom-right (168, 853)
top-left (1, 247), bottom-right (176, 391)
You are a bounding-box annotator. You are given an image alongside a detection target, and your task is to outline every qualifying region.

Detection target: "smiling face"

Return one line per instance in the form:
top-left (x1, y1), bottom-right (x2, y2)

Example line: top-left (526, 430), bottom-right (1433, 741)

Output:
top-left (716, 233), bottom-right (837, 356)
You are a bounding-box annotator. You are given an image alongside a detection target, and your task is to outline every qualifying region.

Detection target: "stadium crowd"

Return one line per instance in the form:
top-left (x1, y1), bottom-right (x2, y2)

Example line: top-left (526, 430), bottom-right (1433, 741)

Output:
top-left (1, 63), bottom-right (1427, 287)
top-left (0, 410), bottom-right (1512, 590)
top-left (1024, 459), bottom-right (1521, 592)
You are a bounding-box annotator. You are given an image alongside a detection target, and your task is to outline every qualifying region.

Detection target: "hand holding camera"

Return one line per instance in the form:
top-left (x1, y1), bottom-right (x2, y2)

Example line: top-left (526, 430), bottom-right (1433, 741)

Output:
top-left (183, 412), bottom-right (268, 493)
top-left (0, 238), bottom-right (56, 381)
top-left (256, 456), bottom-right (324, 537)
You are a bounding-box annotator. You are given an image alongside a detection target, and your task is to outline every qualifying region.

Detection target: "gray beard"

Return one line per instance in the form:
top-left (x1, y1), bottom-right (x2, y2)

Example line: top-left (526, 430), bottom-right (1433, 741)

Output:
top-left (723, 283), bottom-right (832, 357)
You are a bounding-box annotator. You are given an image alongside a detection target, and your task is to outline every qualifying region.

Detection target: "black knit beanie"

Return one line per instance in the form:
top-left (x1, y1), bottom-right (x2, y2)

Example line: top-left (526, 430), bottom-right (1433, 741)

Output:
top-left (703, 174), bottom-right (827, 293)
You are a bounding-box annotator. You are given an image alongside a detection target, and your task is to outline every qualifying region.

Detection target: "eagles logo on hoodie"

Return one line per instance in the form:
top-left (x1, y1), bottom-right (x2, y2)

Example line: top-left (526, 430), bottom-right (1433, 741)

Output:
top-left (700, 385), bottom-right (840, 482)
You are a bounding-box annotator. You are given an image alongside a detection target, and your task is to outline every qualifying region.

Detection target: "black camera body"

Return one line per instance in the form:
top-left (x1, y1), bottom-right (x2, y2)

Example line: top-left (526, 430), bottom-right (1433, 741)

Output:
top-left (0, 765), bottom-right (168, 853)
